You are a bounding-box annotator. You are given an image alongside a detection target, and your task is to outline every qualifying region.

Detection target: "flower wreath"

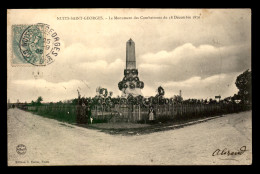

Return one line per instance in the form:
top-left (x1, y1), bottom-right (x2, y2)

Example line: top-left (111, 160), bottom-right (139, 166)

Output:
top-left (105, 97), bottom-right (111, 105)
top-left (129, 82), bottom-right (135, 89)
top-left (140, 81), bottom-right (144, 89)
top-left (120, 98), bottom-right (127, 105)
top-left (134, 77), bottom-right (139, 81)
top-left (118, 81), bottom-right (123, 90)
top-left (131, 69), bottom-right (138, 75)
top-left (158, 86), bottom-right (165, 96)
top-left (165, 98), bottom-right (169, 104)
top-left (136, 81), bottom-right (140, 88)
top-left (100, 88), bottom-right (108, 97)
top-left (97, 98), bottom-right (103, 105)
top-left (124, 69), bottom-right (130, 75)
top-left (142, 98), bottom-right (150, 107)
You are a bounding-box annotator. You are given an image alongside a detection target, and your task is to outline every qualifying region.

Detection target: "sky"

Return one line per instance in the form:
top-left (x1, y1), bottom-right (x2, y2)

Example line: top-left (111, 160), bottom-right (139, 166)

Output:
top-left (7, 9), bottom-right (251, 103)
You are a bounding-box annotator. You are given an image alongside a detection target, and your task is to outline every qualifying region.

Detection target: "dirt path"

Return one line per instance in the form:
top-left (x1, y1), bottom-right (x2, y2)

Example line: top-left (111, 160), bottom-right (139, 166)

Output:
top-left (8, 108), bottom-right (252, 165)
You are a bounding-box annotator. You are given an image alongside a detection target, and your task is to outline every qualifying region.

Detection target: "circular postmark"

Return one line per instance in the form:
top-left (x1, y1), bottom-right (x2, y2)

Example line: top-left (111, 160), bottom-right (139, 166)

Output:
top-left (16, 144), bottom-right (27, 155)
top-left (19, 23), bottom-right (61, 66)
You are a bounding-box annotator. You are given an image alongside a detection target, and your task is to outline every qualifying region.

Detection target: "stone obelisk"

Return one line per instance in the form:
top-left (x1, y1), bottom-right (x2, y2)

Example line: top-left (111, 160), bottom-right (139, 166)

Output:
top-left (118, 38), bottom-right (144, 97)
top-left (126, 38), bottom-right (136, 69)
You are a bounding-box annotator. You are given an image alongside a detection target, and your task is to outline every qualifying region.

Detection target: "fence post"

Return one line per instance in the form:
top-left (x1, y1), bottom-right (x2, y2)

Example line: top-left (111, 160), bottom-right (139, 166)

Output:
top-left (102, 105), bottom-right (103, 118)
top-left (173, 103), bottom-right (175, 118)
top-left (138, 104), bottom-right (140, 121)
top-left (180, 104), bottom-right (182, 116)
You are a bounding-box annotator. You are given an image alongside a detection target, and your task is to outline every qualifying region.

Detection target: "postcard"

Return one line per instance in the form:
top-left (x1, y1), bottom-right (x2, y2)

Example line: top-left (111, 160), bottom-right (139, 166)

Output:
top-left (7, 8), bottom-right (252, 166)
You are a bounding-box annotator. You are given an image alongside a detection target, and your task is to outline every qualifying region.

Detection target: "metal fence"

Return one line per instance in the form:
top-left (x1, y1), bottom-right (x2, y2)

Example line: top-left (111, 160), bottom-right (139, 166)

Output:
top-left (91, 103), bottom-right (248, 123)
top-left (26, 105), bottom-right (77, 123)
top-left (24, 102), bottom-right (249, 124)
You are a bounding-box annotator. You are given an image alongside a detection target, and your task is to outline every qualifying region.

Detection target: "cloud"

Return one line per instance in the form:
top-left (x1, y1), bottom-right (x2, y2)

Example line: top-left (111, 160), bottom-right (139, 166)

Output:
top-left (162, 74), bottom-right (227, 88)
top-left (9, 79), bottom-right (91, 102)
top-left (138, 43), bottom-right (251, 82)
top-left (74, 58), bottom-right (125, 87)
top-left (140, 42), bottom-right (249, 66)
top-left (8, 58), bottom-right (127, 102)
top-left (7, 42), bottom-right (249, 103)
top-left (154, 72), bottom-right (240, 99)
top-left (7, 9), bottom-right (251, 103)
top-left (76, 58), bottom-right (124, 71)
top-left (140, 43), bottom-right (217, 65)
top-left (139, 63), bottom-right (169, 71)
top-left (58, 43), bottom-right (115, 64)
top-left (12, 79), bottom-right (85, 89)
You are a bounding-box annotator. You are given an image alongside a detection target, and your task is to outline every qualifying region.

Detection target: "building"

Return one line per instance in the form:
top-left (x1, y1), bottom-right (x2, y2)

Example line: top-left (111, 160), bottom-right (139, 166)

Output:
top-left (118, 39), bottom-right (144, 97)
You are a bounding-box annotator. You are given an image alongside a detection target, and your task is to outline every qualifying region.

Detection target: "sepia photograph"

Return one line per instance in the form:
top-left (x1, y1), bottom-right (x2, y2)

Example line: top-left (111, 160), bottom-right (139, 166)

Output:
top-left (7, 8), bottom-right (252, 166)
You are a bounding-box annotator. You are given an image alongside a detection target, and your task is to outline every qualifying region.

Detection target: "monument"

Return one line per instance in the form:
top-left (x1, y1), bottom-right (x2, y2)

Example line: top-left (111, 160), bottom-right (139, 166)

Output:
top-left (118, 38), bottom-right (144, 97)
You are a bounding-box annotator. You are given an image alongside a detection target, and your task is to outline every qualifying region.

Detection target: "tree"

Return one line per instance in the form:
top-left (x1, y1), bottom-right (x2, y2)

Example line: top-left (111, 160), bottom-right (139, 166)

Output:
top-left (235, 69), bottom-right (251, 104)
top-left (72, 98), bottom-right (78, 105)
top-left (31, 100), bottom-right (35, 106)
top-left (36, 96), bottom-right (43, 105)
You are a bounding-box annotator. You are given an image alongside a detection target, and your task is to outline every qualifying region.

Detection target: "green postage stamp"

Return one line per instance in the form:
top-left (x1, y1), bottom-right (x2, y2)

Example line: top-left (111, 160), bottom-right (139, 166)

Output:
top-left (11, 23), bottom-right (60, 66)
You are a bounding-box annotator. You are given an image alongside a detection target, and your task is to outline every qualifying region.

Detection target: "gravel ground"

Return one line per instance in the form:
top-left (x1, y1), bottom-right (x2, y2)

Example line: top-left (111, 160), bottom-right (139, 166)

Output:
top-left (8, 108), bottom-right (252, 166)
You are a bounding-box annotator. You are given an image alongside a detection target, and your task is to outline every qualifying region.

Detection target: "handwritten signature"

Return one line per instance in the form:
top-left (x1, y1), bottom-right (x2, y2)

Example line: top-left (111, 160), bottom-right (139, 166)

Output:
top-left (212, 146), bottom-right (247, 156)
